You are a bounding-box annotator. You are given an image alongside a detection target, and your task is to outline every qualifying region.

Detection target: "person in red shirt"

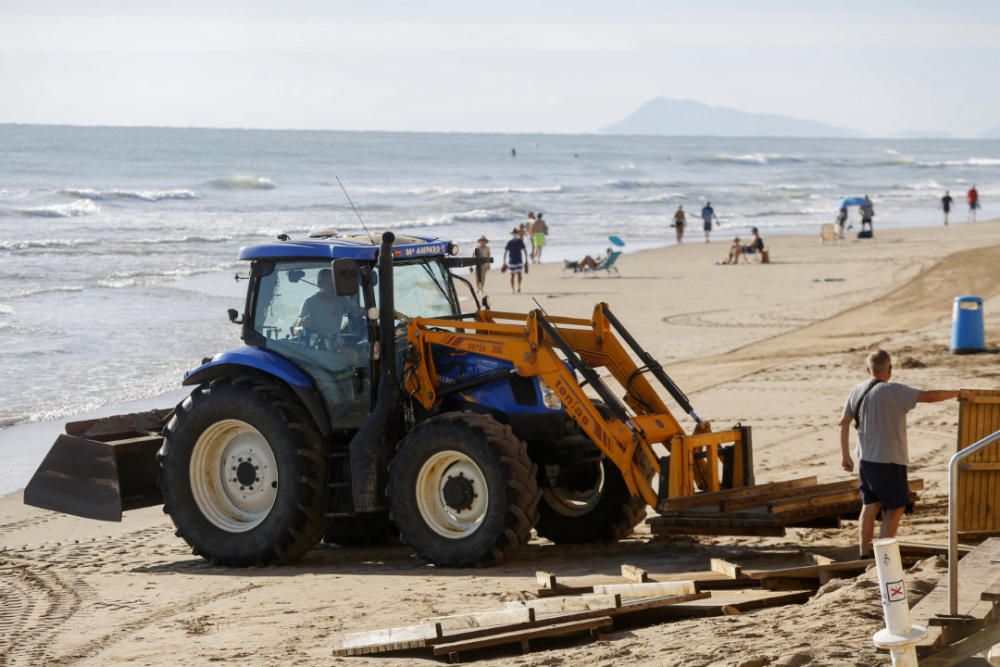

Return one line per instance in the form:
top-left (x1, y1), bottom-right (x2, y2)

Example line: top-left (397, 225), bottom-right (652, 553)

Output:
top-left (968, 185), bottom-right (980, 221)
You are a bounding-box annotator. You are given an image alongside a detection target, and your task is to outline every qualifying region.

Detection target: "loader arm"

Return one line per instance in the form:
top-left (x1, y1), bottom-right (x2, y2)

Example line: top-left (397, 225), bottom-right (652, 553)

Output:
top-left (404, 305), bottom-right (753, 509)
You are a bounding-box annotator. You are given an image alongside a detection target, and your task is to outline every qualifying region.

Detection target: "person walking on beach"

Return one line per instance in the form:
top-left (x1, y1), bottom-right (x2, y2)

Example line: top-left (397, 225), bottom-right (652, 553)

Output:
top-left (531, 212), bottom-right (547, 263)
top-left (503, 227), bottom-right (528, 293)
top-left (701, 201), bottom-right (718, 243)
top-left (472, 236), bottom-right (491, 294)
top-left (839, 349), bottom-right (971, 558)
top-left (526, 212), bottom-right (537, 259)
top-left (968, 185), bottom-right (980, 221)
top-left (941, 190), bottom-right (953, 225)
top-left (860, 195), bottom-right (875, 237)
top-left (672, 205), bottom-right (686, 243)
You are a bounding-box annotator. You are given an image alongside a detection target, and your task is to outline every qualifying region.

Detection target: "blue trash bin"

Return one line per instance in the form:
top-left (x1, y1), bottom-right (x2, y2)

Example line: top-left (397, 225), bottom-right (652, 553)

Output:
top-left (951, 295), bottom-right (985, 354)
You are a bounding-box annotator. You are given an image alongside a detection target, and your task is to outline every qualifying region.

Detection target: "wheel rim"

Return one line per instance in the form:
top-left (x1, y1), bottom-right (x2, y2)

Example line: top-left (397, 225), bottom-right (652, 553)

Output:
top-left (189, 419), bottom-right (278, 533)
top-left (542, 462), bottom-right (605, 517)
top-left (414, 450), bottom-right (489, 539)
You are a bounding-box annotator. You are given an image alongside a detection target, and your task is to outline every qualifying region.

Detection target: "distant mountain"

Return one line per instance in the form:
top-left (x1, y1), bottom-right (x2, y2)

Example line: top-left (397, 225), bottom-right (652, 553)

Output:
top-left (600, 97), bottom-right (861, 138)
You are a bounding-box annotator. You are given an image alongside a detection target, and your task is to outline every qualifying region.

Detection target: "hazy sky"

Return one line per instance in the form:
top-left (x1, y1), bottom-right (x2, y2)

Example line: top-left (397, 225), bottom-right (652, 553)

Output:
top-left (3, 0), bottom-right (999, 136)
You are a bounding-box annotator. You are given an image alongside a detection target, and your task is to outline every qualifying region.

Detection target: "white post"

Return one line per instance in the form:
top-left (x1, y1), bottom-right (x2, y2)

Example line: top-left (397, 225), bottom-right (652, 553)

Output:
top-left (872, 538), bottom-right (927, 666)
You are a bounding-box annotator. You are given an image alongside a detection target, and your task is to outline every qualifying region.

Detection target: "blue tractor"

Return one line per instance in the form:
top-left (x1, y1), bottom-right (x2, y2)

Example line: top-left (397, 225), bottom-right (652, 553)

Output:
top-left (25, 232), bottom-right (753, 567)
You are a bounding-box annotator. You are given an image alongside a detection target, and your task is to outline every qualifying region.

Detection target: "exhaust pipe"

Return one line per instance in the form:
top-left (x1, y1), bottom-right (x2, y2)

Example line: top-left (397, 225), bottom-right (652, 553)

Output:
top-left (348, 232), bottom-right (398, 512)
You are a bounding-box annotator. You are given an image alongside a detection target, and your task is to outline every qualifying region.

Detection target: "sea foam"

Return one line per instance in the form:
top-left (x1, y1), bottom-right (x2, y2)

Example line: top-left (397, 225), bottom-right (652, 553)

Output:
top-left (61, 188), bottom-right (199, 202)
top-left (16, 199), bottom-right (100, 218)
top-left (208, 176), bottom-right (277, 190)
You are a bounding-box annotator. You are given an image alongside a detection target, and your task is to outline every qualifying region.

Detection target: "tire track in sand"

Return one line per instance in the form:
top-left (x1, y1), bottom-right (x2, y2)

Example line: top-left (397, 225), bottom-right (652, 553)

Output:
top-left (671, 244), bottom-right (1000, 394)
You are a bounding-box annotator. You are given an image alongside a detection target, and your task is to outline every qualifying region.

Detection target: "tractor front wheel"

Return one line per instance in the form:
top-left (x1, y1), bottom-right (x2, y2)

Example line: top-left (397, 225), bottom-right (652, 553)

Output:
top-left (387, 413), bottom-right (540, 567)
top-left (159, 377), bottom-right (327, 566)
top-left (534, 457), bottom-right (647, 544)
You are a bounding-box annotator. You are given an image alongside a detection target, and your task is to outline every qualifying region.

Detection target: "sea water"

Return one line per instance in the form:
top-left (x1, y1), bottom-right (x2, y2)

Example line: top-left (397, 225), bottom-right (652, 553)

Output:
top-left (1, 124), bottom-right (998, 432)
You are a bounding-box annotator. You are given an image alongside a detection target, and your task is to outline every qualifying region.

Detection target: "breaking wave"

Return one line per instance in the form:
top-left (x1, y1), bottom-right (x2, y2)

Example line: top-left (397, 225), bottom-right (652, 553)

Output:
top-left (208, 176), bottom-right (277, 190)
top-left (703, 153), bottom-right (808, 165)
top-left (16, 199), bottom-right (100, 218)
top-left (6, 285), bottom-right (86, 299)
top-left (0, 238), bottom-right (100, 251)
top-left (61, 188), bottom-right (199, 202)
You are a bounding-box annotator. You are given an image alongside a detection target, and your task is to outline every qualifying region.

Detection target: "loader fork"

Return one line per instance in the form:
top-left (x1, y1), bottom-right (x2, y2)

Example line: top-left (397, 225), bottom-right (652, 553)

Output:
top-left (404, 303), bottom-right (753, 512)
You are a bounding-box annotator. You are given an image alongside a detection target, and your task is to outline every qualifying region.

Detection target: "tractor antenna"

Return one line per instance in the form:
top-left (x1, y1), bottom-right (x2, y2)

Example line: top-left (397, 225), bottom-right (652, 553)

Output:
top-left (336, 176), bottom-right (375, 243)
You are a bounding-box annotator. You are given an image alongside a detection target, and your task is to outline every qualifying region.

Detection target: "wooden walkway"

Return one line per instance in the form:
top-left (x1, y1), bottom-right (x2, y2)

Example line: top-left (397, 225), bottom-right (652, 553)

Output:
top-left (911, 537), bottom-right (1000, 660)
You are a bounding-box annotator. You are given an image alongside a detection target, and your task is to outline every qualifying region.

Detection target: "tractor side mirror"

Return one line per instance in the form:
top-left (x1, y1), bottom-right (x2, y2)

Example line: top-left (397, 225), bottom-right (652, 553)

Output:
top-left (287, 269), bottom-right (305, 283)
top-left (332, 259), bottom-right (360, 296)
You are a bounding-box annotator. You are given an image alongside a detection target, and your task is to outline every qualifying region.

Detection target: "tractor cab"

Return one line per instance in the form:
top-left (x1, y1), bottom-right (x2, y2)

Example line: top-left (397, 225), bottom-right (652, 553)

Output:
top-left (232, 233), bottom-right (464, 433)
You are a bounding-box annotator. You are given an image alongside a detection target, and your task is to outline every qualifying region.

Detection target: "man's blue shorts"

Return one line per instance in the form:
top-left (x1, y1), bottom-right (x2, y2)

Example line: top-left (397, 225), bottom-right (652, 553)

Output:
top-left (859, 460), bottom-right (909, 510)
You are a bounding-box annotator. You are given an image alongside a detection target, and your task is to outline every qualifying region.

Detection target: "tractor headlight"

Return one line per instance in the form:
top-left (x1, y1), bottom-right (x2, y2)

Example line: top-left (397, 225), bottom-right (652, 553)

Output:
top-left (449, 243), bottom-right (460, 255)
top-left (539, 380), bottom-right (562, 410)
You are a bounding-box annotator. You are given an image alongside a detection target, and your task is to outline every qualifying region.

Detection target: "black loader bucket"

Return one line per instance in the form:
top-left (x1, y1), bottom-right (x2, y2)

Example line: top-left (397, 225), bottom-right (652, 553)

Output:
top-left (23, 409), bottom-right (172, 521)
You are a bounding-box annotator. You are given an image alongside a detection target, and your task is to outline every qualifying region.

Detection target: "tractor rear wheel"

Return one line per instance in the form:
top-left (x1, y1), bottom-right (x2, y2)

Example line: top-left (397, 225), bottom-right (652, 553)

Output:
top-left (159, 377), bottom-right (327, 566)
top-left (534, 457), bottom-right (647, 544)
top-left (387, 412), bottom-right (540, 567)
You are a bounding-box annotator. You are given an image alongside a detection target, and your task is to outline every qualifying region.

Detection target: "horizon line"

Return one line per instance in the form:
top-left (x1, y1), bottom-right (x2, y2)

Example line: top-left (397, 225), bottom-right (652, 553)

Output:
top-left (0, 121), bottom-right (992, 141)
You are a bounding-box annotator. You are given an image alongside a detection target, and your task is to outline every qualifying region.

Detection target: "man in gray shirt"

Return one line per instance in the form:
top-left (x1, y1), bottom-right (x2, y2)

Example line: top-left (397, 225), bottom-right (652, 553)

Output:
top-left (839, 349), bottom-right (970, 558)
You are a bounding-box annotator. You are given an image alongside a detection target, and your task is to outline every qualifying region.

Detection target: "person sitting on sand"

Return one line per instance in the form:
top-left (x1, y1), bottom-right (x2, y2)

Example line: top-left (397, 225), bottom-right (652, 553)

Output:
top-left (839, 349), bottom-right (971, 558)
top-left (742, 227), bottom-right (765, 257)
top-left (719, 237), bottom-right (744, 265)
top-left (575, 247), bottom-right (613, 272)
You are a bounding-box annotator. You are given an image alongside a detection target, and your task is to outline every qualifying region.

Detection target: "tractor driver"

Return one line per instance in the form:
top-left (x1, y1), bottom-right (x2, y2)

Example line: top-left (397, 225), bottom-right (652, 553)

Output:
top-left (296, 268), bottom-right (364, 364)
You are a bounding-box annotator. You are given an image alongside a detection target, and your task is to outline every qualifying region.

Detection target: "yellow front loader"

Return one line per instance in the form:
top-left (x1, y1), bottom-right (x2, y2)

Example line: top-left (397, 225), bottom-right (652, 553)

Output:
top-left (404, 303), bottom-right (754, 516)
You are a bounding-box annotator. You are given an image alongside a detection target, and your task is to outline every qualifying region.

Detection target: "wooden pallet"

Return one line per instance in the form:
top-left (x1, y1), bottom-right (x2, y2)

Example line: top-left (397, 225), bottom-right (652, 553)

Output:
top-left (648, 478), bottom-right (922, 538)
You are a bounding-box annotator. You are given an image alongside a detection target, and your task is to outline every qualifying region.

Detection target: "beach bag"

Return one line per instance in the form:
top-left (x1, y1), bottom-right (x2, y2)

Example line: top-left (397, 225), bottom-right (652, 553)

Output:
top-left (857, 230), bottom-right (873, 239)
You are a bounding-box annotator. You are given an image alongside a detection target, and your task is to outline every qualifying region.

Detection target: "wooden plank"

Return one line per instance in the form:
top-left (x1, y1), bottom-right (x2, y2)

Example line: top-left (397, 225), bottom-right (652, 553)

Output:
top-left (422, 607), bottom-right (535, 631)
top-left (761, 576), bottom-right (820, 592)
top-left (918, 622), bottom-right (1000, 667)
top-left (755, 558), bottom-right (873, 579)
top-left (535, 571), bottom-right (557, 589)
top-left (769, 480), bottom-right (922, 515)
top-left (535, 585), bottom-right (594, 598)
top-left (650, 523), bottom-right (786, 537)
top-left (710, 558), bottom-right (743, 579)
top-left (805, 553), bottom-right (836, 566)
top-left (912, 537), bottom-right (1000, 651)
top-left (591, 581), bottom-right (697, 598)
top-left (430, 593), bottom-right (709, 649)
top-left (620, 564), bottom-right (650, 583)
top-left (721, 479), bottom-right (856, 512)
top-left (626, 589), bottom-right (811, 620)
top-left (896, 541), bottom-right (973, 559)
top-left (657, 476), bottom-right (818, 512)
top-left (769, 489), bottom-right (861, 514)
top-left (431, 617), bottom-right (613, 658)
top-left (960, 462), bottom-right (1000, 471)
top-left (505, 593), bottom-right (621, 613)
top-left (334, 621), bottom-right (443, 656)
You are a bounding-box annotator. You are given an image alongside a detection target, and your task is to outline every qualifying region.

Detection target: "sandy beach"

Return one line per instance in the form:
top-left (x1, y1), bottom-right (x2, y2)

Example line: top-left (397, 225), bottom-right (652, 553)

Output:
top-left (3, 218), bottom-right (1000, 666)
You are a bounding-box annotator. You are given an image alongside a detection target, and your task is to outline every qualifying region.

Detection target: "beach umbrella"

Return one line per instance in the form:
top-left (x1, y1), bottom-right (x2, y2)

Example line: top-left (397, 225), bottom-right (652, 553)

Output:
top-left (840, 196), bottom-right (868, 207)
top-left (608, 235), bottom-right (625, 247)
